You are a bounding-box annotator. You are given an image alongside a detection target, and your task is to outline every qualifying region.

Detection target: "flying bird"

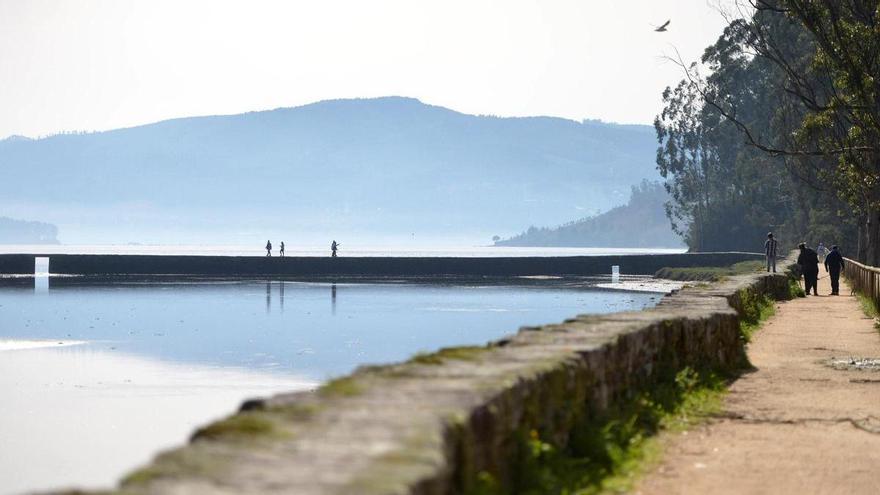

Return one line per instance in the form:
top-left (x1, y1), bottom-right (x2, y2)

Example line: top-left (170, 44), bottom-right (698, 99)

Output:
top-left (654, 20), bottom-right (670, 32)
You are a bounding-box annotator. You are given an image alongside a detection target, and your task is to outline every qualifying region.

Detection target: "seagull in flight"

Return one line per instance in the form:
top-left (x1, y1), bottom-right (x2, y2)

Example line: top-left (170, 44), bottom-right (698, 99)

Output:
top-left (654, 20), bottom-right (671, 32)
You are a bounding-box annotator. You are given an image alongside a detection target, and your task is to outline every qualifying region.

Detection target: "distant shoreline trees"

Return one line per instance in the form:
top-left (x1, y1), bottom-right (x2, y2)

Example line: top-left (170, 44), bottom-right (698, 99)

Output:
top-left (0, 217), bottom-right (59, 244)
top-left (495, 181), bottom-right (684, 248)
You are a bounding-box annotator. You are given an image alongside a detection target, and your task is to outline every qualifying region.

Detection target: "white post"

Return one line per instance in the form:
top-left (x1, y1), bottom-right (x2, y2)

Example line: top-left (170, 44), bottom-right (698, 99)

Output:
top-left (611, 265), bottom-right (620, 283)
top-left (34, 257), bottom-right (49, 292)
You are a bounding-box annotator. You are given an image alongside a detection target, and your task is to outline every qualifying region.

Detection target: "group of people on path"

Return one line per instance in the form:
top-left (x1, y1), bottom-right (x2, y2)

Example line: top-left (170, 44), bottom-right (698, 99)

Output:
top-left (764, 232), bottom-right (845, 296)
top-left (264, 240), bottom-right (339, 257)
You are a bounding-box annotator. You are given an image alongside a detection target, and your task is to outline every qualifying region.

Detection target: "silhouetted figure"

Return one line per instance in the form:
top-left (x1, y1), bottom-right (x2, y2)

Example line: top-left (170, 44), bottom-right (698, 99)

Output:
top-left (824, 245), bottom-right (845, 296)
top-left (280, 241), bottom-right (285, 257)
top-left (764, 232), bottom-right (778, 273)
top-left (265, 240), bottom-right (272, 256)
top-left (331, 240), bottom-right (339, 258)
top-left (797, 242), bottom-right (820, 296)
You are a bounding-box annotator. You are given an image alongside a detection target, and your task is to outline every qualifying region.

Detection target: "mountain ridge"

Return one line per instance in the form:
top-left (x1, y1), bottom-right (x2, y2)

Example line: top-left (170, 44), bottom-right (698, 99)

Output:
top-left (0, 97), bottom-right (657, 244)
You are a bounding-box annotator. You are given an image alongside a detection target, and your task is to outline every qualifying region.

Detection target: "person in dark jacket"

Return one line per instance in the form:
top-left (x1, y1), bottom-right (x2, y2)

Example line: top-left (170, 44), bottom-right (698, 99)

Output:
top-left (824, 245), bottom-right (845, 295)
top-left (797, 242), bottom-right (820, 296)
top-left (764, 232), bottom-right (778, 273)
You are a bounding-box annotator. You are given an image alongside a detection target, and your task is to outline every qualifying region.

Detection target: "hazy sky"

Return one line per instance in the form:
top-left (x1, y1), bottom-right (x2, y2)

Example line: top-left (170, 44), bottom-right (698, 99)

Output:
top-left (0, 0), bottom-right (730, 138)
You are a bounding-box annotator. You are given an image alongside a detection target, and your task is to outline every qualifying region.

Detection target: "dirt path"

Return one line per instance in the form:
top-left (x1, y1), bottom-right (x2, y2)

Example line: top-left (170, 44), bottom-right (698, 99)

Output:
top-left (633, 269), bottom-right (880, 495)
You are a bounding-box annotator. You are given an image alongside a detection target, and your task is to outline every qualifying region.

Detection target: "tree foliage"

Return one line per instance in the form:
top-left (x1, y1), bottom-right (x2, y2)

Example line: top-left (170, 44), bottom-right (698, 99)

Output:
top-left (655, 1), bottom-right (864, 255)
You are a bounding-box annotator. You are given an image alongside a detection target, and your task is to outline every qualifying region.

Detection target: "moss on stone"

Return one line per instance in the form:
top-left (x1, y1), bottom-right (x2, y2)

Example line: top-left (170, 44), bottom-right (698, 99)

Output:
top-left (655, 260), bottom-right (765, 282)
top-left (318, 376), bottom-right (363, 397)
top-left (408, 346), bottom-right (487, 365)
top-left (191, 413), bottom-right (283, 441)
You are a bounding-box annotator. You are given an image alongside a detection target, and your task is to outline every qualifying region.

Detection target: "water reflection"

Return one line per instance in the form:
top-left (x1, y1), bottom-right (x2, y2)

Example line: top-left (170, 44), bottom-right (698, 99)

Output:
top-left (0, 277), bottom-right (661, 494)
top-left (0, 345), bottom-right (313, 495)
top-left (266, 280), bottom-right (271, 313)
top-left (1, 278), bottom-right (659, 379)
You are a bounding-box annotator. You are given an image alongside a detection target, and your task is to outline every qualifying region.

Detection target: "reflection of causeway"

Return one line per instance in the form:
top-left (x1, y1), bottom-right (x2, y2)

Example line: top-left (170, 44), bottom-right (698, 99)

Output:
top-left (264, 281), bottom-right (335, 315)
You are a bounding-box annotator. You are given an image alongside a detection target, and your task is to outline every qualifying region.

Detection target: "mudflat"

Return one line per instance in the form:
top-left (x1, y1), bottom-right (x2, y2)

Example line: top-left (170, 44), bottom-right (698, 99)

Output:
top-left (634, 268), bottom-right (880, 495)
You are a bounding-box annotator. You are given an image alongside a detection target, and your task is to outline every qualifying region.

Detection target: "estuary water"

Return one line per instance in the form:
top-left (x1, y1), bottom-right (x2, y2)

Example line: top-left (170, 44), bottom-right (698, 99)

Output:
top-left (0, 277), bottom-right (664, 494)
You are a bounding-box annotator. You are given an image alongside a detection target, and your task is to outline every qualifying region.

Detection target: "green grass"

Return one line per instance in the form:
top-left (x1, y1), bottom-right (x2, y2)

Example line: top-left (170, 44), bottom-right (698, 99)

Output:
top-left (655, 260), bottom-right (766, 282)
top-left (469, 367), bottom-right (728, 495)
top-left (190, 413), bottom-right (283, 441)
top-left (737, 289), bottom-right (776, 343)
top-left (853, 291), bottom-right (880, 330)
top-left (318, 376), bottom-right (363, 397)
top-left (788, 279), bottom-right (806, 299)
top-left (408, 345), bottom-right (487, 365)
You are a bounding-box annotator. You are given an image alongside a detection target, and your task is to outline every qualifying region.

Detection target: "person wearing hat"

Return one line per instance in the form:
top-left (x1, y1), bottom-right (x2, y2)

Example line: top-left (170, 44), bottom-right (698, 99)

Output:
top-left (824, 245), bottom-right (845, 295)
top-left (797, 242), bottom-right (820, 296)
top-left (764, 232), bottom-right (778, 273)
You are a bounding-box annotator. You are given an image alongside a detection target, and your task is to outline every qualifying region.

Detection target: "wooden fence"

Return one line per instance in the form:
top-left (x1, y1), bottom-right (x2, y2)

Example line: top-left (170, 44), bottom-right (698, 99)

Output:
top-left (844, 257), bottom-right (880, 305)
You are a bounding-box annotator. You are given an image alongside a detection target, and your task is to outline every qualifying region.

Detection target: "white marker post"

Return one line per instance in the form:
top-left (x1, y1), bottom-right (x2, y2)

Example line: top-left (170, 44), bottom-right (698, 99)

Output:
top-left (611, 265), bottom-right (620, 284)
top-left (34, 257), bottom-right (49, 292)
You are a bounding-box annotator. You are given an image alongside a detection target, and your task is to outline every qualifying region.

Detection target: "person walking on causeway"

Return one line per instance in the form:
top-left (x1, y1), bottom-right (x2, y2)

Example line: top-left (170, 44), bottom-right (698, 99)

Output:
top-left (331, 240), bottom-right (339, 258)
top-left (265, 240), bottom-right (272, 257)
top-left (824, 245), bottom-right (845, 296)
top-left (280, 241), bottom-right (285, 257)
top-left (765, 232), bottom-right (778, 273)
top-left (797, 242), bottom-right (820, 296)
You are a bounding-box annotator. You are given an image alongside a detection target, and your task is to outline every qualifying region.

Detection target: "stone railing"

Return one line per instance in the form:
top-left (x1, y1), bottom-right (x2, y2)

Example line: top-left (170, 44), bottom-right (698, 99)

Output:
top-left (63, 255), bottom-right (796, 495)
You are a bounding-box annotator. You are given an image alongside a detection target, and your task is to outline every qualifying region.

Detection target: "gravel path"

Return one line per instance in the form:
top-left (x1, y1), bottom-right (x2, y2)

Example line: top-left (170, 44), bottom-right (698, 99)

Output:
top-left (633, 268), bottom-right (880, 495)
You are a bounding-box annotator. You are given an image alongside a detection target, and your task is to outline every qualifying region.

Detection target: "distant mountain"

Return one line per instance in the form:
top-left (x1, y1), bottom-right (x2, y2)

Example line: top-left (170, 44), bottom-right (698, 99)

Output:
top-left (0, 217), bottom-right (59, 244)
top-left (0, 97), bottom-right (658, 244)
top-left (496, 181), bottom-right (684, 248)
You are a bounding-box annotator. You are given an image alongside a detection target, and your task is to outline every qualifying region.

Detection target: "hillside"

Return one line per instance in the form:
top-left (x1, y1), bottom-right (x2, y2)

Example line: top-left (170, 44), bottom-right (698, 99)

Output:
top-left (496, 181), bottom-right (684, 248)
top-left (0, 97), bottom-right (657, 244)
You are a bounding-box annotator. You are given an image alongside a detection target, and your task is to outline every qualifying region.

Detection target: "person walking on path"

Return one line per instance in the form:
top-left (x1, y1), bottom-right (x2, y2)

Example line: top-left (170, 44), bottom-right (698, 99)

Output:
top-left (824, 245), bottom-right (845, 295)
top-left (279, 241), bottom-right (285, 257)
top-left (817, 242), bottom-right (829, 261)
top-left (632, 271), bottom-right (880, 494)
top-left (797, 242), bottom-right (820, 295)
top-left (331, 240), bottom-right (339, 258)
top-left (764, 232), bottom-right (778, 273)
top-left (265, 240), bottom-right (272, 257)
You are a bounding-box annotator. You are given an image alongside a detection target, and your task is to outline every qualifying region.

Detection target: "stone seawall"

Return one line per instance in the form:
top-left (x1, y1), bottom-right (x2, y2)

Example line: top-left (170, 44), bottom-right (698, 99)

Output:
top-left (0, 252), bottom-right (761, 276)
top-left (83, 256), bottom-right (796, 495)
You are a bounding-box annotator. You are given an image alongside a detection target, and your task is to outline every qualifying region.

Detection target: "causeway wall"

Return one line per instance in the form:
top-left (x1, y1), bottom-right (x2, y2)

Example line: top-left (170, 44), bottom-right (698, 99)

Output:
top-left (0, 251), bottom-right (761, 277)
top-left (74, 255), bottom-right (797, 495)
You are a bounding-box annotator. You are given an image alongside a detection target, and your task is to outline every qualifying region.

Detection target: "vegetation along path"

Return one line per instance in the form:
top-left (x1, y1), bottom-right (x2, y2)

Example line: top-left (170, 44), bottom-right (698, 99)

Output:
top-left (633, 269), bottom-right (880, 494)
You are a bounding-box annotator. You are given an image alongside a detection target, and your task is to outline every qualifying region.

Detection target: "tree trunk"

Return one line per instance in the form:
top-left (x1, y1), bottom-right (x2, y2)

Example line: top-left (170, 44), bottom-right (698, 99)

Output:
top-left (857, 221), bottom-right (867, 263)
top-left (865, 203), bottom-right (880, 266)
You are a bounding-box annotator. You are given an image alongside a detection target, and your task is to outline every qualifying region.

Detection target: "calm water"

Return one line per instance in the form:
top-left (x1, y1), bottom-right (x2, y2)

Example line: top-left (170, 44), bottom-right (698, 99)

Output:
top-left (0, 278), bottom-right (660, 494)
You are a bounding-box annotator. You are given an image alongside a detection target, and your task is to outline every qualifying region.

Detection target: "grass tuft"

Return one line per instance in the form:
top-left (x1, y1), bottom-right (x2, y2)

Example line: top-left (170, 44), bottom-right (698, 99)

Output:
top-left (467, 367), bottom-right (728, 495)
top-left (737, 289), bottom-right (776, 343)
top-left (853, 290), bottom-right (880, 330)
top-left (318, 376), bottom-right (363, 397)
top-left (191, 413), bottom-right (280, 441)
top-left (408, 346), bottom-right (486, 365)
top-left (655, 260), bottom-right (765, 282)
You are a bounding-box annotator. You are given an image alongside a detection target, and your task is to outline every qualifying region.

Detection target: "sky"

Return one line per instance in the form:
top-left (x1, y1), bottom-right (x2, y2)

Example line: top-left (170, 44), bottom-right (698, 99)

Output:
top-left (0, 0), bottom-right (731, 139)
